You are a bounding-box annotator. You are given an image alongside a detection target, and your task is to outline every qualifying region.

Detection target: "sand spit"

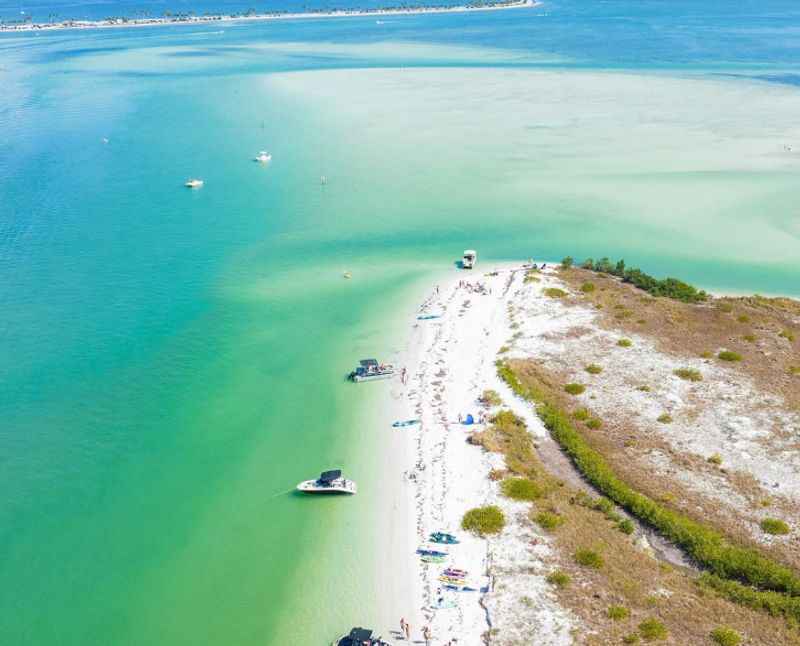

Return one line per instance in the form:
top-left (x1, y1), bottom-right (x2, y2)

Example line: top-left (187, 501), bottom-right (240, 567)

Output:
top-left (0, 0), bottom-right (536, 33)
top-left (382, 263), bottom-right (574, 644)
top-left (379, 260), bottom-right (799, 643)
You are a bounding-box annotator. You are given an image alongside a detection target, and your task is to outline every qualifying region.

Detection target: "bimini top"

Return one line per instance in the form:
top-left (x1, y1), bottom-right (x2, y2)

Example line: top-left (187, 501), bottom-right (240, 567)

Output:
top-left (359, 359), bottom-right (379, 368)
top-left (319, 470), bottom-right (342, 483)
top-left (348, 628), bottom-right (373, 640)
top-left (463, 250), bottom-right (477, 257)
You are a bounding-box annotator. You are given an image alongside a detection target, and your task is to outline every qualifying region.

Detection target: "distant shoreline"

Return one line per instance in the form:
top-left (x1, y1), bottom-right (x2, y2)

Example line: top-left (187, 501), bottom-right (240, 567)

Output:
top-left (0, 0), bottom-right (537, 33)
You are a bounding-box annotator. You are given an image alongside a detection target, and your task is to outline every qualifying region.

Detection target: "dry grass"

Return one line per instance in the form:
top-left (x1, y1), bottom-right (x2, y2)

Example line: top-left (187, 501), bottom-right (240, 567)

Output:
top-left (472, 405), bottom-right (800, 644)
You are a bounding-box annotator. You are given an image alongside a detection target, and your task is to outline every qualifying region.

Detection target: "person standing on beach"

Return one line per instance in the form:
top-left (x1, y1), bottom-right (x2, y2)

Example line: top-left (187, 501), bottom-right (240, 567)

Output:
top-left (400, 618), bottom-right (406, 639)
top-left (423, 625), bottom-right (432, 645)
top-left (404, 620), bottom-right (411, 640)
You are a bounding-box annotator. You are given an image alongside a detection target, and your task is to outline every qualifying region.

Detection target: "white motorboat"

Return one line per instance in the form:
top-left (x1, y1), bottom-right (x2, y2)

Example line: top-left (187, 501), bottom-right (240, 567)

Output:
top-left (297, 470), bottom-right (357, 495)
top-left (462, 249), bottom-right (477, 269)
top-left (185, 178), bottom-right (204, 188)
top-left (254, 151), bottom-right (272, 163)
top-left (348, 359), bottom-right (394, 383)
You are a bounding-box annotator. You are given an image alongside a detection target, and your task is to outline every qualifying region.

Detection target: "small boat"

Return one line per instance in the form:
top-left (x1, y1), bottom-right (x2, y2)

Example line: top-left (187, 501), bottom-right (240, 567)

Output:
top-left (348, 359), bottom-right (394, 383)
top-left (343, 271), bottom-right (352, 279)
top-left (185, 178), bottom-right (204, 188)
top-left (462, 249), bottom-right (477, 269)
top-left (254, 151), bottom-right (272, 163)
top-left (430, 532), bottom-right (459, 544)
top-left (417, 314), bottom-right (442, 320)
top-left (392, 419), bottom-right (420, 428)
top-left (417, 545), bottom-right (448, 557)
top-left (333, 627), bottom-right (389, 646)
top-left (420, 554), bottom-right (446, 564)
top-left (297, 469), bottom-right (357, 495)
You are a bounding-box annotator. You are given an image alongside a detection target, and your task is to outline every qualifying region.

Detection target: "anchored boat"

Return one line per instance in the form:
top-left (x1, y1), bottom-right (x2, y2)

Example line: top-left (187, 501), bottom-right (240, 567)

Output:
top-left (297, 469), bottom-right (357, 495)
top-left (462, 249), bottom-right (477, 269)
top-left (348, 359), bottom-right (394, 383)
top-left (333, 627), bottom-right (389, 646)
top-left (254, 151), bottom-right (272, 163)
top-left (184, 178), bottom-right (204, 188)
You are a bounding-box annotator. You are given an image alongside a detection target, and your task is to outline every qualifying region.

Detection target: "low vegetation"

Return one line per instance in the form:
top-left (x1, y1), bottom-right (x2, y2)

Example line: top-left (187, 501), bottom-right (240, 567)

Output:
top-left (760, 518), bottom-right (790, 536)
top-left (534, 510), bottom-right (564, 531)
top-left (479, 389), bottom-right (503, 407)
top-left (638, 618), bottom-right (668, 641)
top-left (608, 605), bottom-right (630, 620)
top-left (564, 383), bottom-right (585, 395)
top-left (585, 363), bottom-right (603, 374)
top-left (546, 570), bottom-right (571, 588)
top-left (673, 367), bottom-right (702, 382)
top-left (656, 413), bottom-right (673, 424)
top-left (707, 453), bottom-right (722, 466)
top-left (581, 281), bottom-right (595, 293)
top-left (461, 505), bottom-right (505, 536)
top-left (579, 257), bottom-right (707, 303)
top-left (544, 287), bottom-right (568, 298)
top-left (710, 626), bottom-right (742, 646)
top-left (575, 548), bottom-right (604, 569)
top-left (500, 477), bottom-right (543, 501)
top-left (497, 361), bottom-right (800, 620)
top-left (718, 350), bottom-right (742, 362)
top-left (618, 338), bottom-right (633, 347)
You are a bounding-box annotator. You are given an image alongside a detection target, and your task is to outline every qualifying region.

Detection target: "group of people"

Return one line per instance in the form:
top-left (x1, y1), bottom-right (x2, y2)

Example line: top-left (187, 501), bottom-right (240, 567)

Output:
top-left (399, 618), bottom-right (441, 645)
top-left (457, 279), bottom-right (491, 295)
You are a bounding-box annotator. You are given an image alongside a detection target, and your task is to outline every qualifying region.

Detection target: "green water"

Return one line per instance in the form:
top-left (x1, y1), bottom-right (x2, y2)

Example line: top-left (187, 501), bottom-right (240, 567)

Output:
top-left (2, 3), bottom-right (800, 645)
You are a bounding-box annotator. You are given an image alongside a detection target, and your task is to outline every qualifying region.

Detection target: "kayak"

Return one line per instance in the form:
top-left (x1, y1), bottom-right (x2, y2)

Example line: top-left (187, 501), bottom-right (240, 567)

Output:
top-left (420, 555), bottom-right (446, 564)
top-left (392, 419), bottom-right (421, 428)
top-left (439, 576), bottom-right (466, 585)
top-left (417, 314), bottom-right (442, 320)
top-left (417, 548), bottom-right (448, 557)
top-left (430, 532), bottom-right (459, 544)
top-left (443, 568), bottom-right (468, 578)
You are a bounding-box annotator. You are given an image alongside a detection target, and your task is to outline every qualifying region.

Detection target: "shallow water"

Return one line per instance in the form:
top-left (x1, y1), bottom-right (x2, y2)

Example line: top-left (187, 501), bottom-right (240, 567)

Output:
top-left (1, 2), bottom-right (799, 644)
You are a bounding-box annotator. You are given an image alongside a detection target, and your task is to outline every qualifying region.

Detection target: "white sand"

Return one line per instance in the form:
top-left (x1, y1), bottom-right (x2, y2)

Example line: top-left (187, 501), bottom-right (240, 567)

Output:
top-left (374, 262), bottom-right (574, 644)
top-left (0, 0), bottom-right (536, 33)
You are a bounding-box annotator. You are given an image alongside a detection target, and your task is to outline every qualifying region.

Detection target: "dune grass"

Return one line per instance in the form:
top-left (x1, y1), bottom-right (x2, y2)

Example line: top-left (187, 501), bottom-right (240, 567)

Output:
top-left (497, 360), bottom-right (800, 618)
top-left (461, 505), bottom-right (505, 536)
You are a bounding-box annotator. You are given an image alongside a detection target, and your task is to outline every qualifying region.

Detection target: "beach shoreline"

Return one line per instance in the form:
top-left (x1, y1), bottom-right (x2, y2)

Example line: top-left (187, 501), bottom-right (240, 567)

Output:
top-left (0, 0), bottom-right (537, 34)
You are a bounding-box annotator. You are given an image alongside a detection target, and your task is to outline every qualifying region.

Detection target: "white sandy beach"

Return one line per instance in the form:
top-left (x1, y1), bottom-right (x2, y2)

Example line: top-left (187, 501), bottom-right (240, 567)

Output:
top-left (368, 261), bottom-right (575, 645)
top-left (0, 0), bottom-right (536, 33)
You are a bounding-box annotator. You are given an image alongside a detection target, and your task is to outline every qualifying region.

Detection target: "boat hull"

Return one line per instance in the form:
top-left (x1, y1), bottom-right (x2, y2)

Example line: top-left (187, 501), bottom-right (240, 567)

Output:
top-left (351, 372), bottom-right (394, 383)
top-left (296, 479), bottom-right (357, 494)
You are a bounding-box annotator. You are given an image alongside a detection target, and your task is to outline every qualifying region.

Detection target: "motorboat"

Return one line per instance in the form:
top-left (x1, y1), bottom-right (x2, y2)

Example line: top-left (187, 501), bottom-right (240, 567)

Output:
top-left (462, 249), bottom-right (477, 269)
top-left (348, 359), bottom-right (394, 383)
top-left (333, 627), bottom-right (389, 646)
top-left (254, 151), bottom-right (272, 162)
top-left (297, 469), bottom-right (357, 495)
top-left (185, 178), bottom-right (204, 188)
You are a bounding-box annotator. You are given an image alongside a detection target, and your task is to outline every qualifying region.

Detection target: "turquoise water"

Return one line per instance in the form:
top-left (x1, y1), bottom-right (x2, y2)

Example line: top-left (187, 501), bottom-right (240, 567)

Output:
top-left (1, 2), bottom-right (799, 644)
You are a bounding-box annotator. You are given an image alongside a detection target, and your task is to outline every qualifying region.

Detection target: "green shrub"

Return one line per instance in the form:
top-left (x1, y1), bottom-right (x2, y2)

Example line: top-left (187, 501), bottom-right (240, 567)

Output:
top-left (623, 634), bottom-right (640, 645)
top-left (608, 605), bottom-right (630, 620)
top-left (657, 413), bottom-right (673, 424)
top-left (637, 385), bottom-right (651, 392)
top-left (501, 477), bottom-right (544, 501)
top-left (618, 519), bottom-right (635, 535)
top-left (737, 315), bottom-right (750, 323)
top-left (545, 287), bottom-right (568, 298)
top-left (581, 282), bottom-right (595, 293)
top-left (779, 330), bottom-right (795, 343)
top-left (498, 345), bottom-right (510, 354)
top-left (564, 383), bottom-right (586, 395)
top-left (710, 626), bottom-right (741, 646)
top-left (585, 363), bottom-right (603, 375)
top-left (546, 570), bottom-right (571, 587)
top-left (673, 368), bottom-right (702, 382)
top-left (638, 618), bottom-right (668, 641)
top-left (586, 418), bottom-right (603, 430)
top-left (707, 454), bottom-right (722, 466)
top-left (573, 407), bottom-right (590, 421)
top-left (743, 334), bottom-right (756, 343)
top-left (479, 389), bottom-right (503, 407)
top-left (618, 338), bottom-right (633, 348)
top-left (575, 548), bottom-right (604, 569)
top-left (760, 518), bottom-right (790, 535)
top-left (561, 256), bottom-right (574, 268)
top-left (461, 505), bottom-right (505, 536)
top-left (718, 303), bottom-right (734, 313)
top-left (699, 573), bottom-right (800, 623)
top-left (718, 351), bottom-right (742, 362)
top-left (495, 361), bottom-right (800, 611)
top-left (535, 511), bottom-right (564, 531)
top-left (790, 366), bottom-right (800, 376)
